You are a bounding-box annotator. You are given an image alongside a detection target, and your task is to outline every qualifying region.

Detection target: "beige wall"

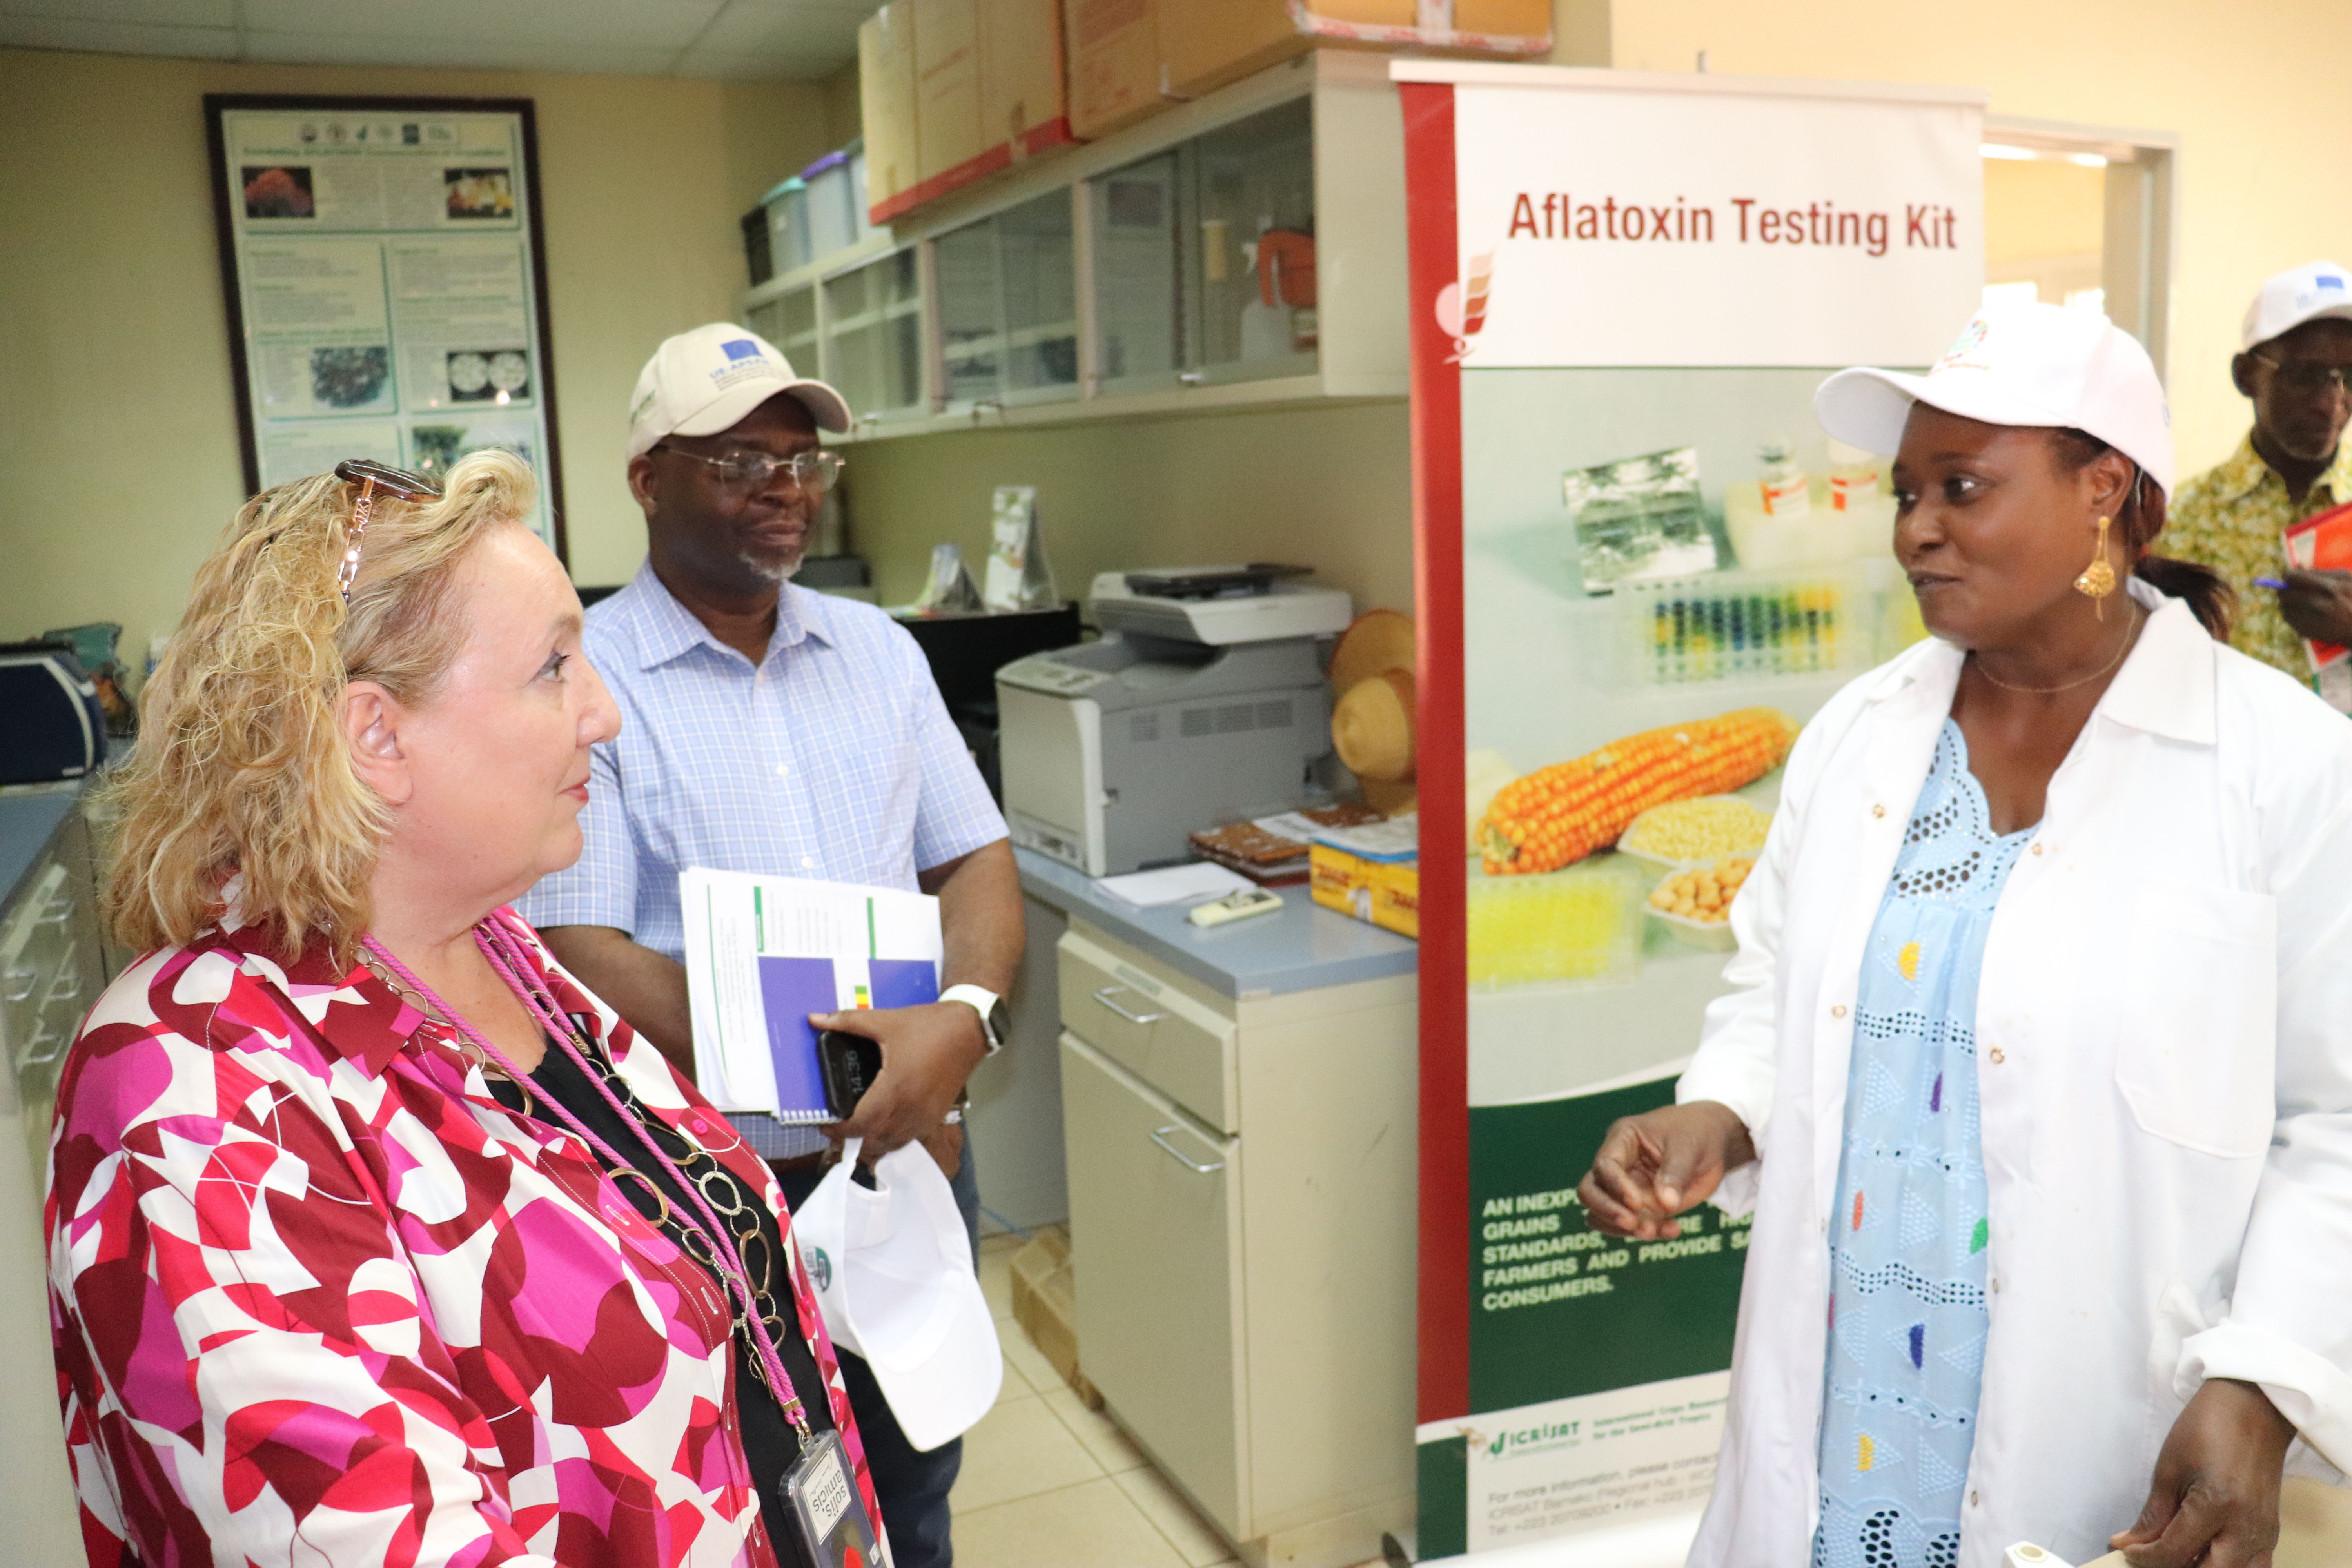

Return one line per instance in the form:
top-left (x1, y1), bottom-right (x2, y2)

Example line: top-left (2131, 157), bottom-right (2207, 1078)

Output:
top-left (838, 401), bottom-right (1416, 612)
top-left (1984, 158), bottom-right (2107, 269)
top-left (0, 48), bottom-right (833, 661)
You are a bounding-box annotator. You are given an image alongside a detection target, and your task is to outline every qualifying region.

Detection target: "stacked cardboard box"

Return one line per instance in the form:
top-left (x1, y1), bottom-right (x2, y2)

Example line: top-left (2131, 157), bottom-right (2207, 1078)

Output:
top-left (1165, 0), bottom-right (1551, 101)
top-left (861, 0), bottom-right (1552, 222)
top-left (860, 0), bottom-right (1078, 225)
top-left (1067, 0), bottom-right (1552, 139)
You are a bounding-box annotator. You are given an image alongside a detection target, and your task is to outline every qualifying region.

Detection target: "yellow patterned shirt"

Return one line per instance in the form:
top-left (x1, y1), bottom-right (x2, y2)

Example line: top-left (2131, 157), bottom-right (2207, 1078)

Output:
top-left (2165, 433), bottom-right (2352, 683)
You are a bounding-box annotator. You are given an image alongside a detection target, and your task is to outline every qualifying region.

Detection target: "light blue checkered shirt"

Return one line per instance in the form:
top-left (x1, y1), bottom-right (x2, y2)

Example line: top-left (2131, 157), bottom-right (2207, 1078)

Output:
top-left (519, 560), bottom-right (1007, 1155)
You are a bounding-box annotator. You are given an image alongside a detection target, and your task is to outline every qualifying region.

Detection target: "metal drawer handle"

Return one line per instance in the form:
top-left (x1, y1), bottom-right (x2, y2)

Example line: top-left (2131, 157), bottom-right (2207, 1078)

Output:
top-left (1092, 985), bottom-right (1165, 1026)
top-left (1149, 1125), bottom-right (1225, 1174)
top-left (19, 1019), bottom-right (67, 1069)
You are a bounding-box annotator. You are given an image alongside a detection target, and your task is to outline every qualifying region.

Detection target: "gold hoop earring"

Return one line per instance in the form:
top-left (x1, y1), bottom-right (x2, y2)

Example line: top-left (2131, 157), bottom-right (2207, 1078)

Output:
top-left (2074, 514), bottom-right (2118, 618)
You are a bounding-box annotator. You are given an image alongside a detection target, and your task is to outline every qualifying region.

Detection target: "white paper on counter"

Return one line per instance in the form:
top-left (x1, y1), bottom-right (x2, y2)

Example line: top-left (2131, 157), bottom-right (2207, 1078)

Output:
top-left (1094, 863), bottom-right (1253, 907)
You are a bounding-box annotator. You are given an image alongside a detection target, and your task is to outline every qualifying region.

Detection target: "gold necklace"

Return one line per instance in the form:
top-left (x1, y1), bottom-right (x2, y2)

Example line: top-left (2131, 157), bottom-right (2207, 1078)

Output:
top-left (357, 947), bottom-right (534, 1108)
top-left (1970, 612), bottom-right (2142, 695)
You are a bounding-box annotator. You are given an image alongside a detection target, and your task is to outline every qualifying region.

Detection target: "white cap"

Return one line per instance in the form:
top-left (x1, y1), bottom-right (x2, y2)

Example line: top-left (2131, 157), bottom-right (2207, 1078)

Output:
top-left (2241, 261), bottom-right (2352, 350)
top-left (1814, 302), bottom-right (2174, 495)
top-left (796, 1138), bottom-right (1002, 1452)
top-left (626, 323), bottom-right (850, 459)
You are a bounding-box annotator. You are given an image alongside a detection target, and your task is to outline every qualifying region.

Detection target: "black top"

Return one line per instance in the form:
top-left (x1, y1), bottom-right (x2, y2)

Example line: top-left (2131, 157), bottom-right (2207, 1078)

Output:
top-left (487, 1037), bottom-right (829, 1565)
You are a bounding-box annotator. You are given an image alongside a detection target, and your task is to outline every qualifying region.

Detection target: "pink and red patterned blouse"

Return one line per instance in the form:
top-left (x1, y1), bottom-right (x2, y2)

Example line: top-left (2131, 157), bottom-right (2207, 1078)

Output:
top-left (45, 909), bottom-right (881, 1568)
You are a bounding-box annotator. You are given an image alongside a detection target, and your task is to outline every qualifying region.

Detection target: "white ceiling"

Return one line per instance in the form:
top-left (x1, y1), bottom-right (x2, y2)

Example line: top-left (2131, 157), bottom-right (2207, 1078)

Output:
top-left (0, 0), bottom-right (880, 82)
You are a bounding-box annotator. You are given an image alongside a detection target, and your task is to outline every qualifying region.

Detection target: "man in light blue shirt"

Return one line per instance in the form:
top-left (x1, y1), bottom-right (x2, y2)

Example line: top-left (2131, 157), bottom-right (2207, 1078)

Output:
top-left (521, 323), bottom-right (1022, 1568)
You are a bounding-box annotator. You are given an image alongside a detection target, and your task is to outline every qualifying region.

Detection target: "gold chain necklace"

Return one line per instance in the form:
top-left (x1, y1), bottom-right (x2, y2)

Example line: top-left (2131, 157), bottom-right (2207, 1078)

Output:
top-left (358, 948), bottom-right (537, 1111)
top-left (1970, 611), bottom-right (2142, 695)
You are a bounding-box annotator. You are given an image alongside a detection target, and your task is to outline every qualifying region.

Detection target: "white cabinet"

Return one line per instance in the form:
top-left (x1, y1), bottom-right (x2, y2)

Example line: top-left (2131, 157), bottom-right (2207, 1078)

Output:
top-left (0, 791), bottom-right (110, 1568)
top-left (1057, 919), bottom-right (1416, 1568)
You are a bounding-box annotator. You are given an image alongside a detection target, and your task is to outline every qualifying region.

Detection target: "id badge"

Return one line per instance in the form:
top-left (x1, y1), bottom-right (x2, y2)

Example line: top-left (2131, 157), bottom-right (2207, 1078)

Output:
top-left (783, 1428), bottom-right (882, 1567)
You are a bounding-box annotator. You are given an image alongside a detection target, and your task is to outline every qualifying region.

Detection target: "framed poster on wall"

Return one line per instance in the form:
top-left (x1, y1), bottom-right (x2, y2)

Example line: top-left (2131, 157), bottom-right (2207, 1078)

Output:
top-left (203, 94), bottom-right (567, 561)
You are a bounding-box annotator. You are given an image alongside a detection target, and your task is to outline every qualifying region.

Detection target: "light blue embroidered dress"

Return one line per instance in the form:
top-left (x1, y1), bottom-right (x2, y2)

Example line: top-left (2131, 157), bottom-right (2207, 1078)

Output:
top-left (1812, 720), bottom-right (2032, 1568)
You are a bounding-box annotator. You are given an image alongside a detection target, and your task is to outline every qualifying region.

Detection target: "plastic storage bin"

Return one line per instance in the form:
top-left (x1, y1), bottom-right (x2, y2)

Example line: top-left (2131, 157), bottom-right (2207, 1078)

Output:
top-left (802, 150), bottom-right (860, 261)
top-left (762, 176), bottom-right (811, 277)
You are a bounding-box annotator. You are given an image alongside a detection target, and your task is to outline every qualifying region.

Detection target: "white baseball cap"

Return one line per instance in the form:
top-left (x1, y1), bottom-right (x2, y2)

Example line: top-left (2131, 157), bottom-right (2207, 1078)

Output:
top-left (626, 323), bottom-right (850, 459)
top-left (1815, 301), bottom-right (2174, 495)
top-left (2241, 261), bottom-right (2352, 350)
top-left (795, 1138), bottom-right (1002, 1453)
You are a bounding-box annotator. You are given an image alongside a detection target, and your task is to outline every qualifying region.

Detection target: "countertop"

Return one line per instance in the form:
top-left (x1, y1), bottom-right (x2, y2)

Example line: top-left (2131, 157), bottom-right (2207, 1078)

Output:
top-left (0, 782), bottom-right (83, 911)
top-left (1015, 847), bottom-right (1417, 1000)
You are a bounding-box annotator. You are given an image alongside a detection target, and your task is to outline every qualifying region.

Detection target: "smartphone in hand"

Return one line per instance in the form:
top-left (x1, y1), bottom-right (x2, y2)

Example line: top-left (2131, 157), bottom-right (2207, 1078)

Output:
top-left (817, 1029), bottom-right (881, 1118)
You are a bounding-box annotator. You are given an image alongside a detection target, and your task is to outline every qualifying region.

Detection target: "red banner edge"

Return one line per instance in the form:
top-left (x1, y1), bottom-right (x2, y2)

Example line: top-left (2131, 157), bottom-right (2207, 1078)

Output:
top-left (1402, 77), bottom-right (1470, 1428)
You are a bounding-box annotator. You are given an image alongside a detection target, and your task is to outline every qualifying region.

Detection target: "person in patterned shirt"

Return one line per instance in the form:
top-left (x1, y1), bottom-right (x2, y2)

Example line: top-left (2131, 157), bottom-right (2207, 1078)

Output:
top-left (2166, 261), bottom-right (2352, 703)
top-left (53, 449), bottom-right (886, 1568)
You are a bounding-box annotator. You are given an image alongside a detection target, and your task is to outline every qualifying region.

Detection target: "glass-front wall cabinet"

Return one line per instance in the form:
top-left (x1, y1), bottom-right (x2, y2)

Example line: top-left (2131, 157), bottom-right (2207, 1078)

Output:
top-left (744, 285), bottom-right (819, 381)
top-left (936, 189), bottom-right (1080, 410)
top-left (1092, 151), bottom-right (1184, 391)
top-left (1089, 96), bottom-right (1316, 395)
top-left (1191, 96), bottom-right (1316, 381)
top-left (824, 249), bottom-right (922, 422)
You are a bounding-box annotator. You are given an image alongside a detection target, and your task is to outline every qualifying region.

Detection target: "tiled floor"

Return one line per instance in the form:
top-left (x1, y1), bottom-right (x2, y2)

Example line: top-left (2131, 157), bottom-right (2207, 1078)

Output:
top-left (953, 1231), bottom-right (1253, 1568)
top-left (958, 1232), bottom-right (2352, 1568)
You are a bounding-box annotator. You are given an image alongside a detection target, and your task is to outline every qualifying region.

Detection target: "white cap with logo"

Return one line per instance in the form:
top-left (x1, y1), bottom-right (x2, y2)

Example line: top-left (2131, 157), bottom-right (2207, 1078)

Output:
top-left (2241, 261), bottom-right (2352, 350)
top-left (1813, 301), bottom-right (2174, 495)
top-left (626, 323), bottom-right (851, 459)
top-left (795, 1138), bottom-right (1002, 1453)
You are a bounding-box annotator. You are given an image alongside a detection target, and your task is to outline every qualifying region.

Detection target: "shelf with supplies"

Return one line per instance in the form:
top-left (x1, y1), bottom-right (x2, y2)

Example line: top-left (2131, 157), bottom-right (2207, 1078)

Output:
top-left (735, 49), bottom-right (1408, 441)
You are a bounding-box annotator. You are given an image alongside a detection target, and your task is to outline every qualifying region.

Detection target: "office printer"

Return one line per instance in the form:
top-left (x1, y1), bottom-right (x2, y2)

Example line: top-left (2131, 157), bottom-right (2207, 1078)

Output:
top-left (996, 568), bottom-right (1353, 877)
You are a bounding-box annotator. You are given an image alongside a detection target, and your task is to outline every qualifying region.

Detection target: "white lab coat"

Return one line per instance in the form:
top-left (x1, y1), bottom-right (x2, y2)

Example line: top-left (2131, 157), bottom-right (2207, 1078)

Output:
top-left (1680, 581), bottom-right (2352, 1568)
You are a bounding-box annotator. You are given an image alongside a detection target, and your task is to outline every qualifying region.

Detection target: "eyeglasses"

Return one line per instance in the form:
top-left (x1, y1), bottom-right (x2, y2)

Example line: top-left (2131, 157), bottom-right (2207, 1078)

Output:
top-left (655, 444), bottom-right (846, 495)
top-left (331, 459), bottom-right (440, 604)
top-left (2250, 353), bottom-right (2352, 396)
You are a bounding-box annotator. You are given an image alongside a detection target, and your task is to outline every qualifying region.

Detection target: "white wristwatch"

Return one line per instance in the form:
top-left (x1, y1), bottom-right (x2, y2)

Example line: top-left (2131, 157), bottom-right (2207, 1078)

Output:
top-left (940, 984), bottom-right (1008, 1056)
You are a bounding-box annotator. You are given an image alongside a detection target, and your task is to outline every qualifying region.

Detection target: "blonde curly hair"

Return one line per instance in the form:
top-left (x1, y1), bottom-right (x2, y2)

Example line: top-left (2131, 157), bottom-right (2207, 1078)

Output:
top-left (105, 449), bottom-right (541, 965)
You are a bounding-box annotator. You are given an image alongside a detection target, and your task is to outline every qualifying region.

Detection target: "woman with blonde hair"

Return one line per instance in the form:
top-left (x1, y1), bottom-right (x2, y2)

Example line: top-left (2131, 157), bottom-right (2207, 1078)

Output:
top-left (50, 452), bottom-right (883, 1568)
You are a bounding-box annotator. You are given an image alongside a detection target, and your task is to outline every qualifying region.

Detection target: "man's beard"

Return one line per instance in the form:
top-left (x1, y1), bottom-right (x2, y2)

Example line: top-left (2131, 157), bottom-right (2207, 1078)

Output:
top-left (739, 548), bottom-right (803, 584)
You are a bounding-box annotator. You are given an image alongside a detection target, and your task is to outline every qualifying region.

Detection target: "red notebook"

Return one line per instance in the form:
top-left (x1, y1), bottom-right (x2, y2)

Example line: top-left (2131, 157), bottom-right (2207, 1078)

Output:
top-left (2280, 499), bottom-right (2352, 669)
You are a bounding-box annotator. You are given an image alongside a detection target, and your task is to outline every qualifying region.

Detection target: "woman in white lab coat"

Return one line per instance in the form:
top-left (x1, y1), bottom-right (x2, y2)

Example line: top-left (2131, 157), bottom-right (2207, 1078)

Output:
top-left (1578, 303), bottom-right (2352, 1568)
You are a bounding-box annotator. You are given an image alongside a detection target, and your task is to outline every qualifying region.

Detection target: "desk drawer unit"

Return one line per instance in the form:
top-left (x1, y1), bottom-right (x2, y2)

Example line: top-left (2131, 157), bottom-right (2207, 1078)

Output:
top-left (1056, 924), bottom-right (1238, 1134)
top-left (3, 854), bottom-right (101, 1189)
top-left (1060, 1031), bottom-right (1249, 1536)
top-left (0, 799), bottom-right (106, 1568)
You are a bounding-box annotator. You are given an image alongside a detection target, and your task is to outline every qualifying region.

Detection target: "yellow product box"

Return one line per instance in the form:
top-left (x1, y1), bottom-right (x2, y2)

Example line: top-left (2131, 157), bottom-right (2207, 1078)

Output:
top-left (1310, 839), bottom-right (1419, 940)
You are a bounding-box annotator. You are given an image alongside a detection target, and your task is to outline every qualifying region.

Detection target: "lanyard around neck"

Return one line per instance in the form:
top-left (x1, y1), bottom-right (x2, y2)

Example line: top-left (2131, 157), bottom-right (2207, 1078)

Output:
top-left (362, 922), bottom-right (815, 1443)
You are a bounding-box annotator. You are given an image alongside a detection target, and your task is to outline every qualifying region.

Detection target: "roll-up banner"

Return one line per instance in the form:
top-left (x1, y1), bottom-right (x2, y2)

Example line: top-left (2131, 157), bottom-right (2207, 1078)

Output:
top-left (1395, 63), bottom-right (1984, 1561)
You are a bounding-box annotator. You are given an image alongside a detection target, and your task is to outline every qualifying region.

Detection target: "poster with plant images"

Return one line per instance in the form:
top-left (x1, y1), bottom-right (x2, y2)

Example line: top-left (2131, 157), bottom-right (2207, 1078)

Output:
top-left (206, 94), bottom-right (564, 556)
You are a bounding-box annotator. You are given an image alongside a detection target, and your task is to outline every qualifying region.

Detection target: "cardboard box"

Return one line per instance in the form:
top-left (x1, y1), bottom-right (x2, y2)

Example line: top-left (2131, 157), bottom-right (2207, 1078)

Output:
top-left (859, 2), bottom-right (921, 224)
top-left (915, 0), bottom-right (986, 190)
top-left (1066, 0), bottom-right (1173, 140)
top-left (881, 0), bottom-right (1080, 222)
top-left (1008, 1226), bottom-right (1101, 1407)
top-left (984, 0), bottom-right (1076, 162)
top-left (1158, 0), bottom-right (1550, 101)
top-left (1309, 840), bottom-right (1419, 940)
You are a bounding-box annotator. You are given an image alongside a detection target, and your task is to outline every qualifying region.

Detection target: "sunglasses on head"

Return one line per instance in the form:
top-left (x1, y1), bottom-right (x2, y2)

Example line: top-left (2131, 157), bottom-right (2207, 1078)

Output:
top-left (331, 459), bottom-right (440, 604)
